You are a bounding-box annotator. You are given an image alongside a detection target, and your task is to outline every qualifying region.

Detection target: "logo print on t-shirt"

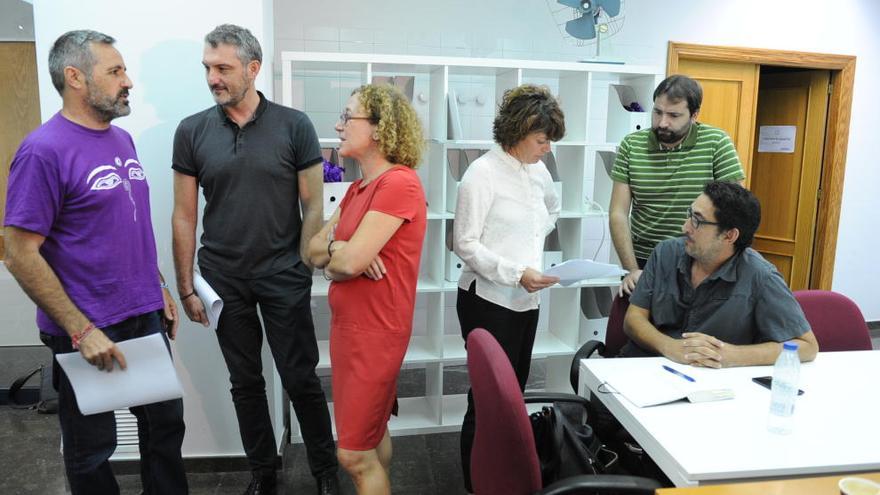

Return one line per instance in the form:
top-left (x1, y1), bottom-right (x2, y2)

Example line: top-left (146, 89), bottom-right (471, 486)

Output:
top-left (86, 157), bottom-right (146, 222)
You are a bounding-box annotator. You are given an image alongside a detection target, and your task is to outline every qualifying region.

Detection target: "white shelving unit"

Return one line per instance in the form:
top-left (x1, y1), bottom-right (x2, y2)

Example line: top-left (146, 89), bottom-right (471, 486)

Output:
top-left (281, 51), bottom-right (663, 440)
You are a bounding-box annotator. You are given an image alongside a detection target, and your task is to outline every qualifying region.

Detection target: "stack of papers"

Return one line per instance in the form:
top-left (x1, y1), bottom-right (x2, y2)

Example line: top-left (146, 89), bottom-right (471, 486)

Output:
top-left (603, 361), bottom-right (735, 407)
top-left (544, 259), bottom-right (627, 286)
top-left (194, 272), bottom-right (223, 328)
top-left (56, 333), bottom-right (184, 415)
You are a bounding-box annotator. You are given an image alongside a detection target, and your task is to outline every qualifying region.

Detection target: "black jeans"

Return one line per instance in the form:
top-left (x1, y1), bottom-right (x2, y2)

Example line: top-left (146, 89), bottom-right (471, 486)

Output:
top-left (201, 263), bottom-right (337, 479)
top-left (457, 282), bottom-right (539, 492)
top-left (41, 311), bottom-right (187, 495)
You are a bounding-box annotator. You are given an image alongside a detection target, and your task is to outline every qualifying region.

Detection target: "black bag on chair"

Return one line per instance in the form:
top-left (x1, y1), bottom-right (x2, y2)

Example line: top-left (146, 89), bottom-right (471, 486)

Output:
top-left (530, 403), bottom-right (619, 486)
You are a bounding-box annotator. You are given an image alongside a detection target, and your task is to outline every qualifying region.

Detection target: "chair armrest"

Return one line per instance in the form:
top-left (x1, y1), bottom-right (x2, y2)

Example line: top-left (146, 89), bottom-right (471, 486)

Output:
top-left (569, 340), bottom-right (605, 392)
top-left (523, 392), bottom-right (589, 407)
top-left (538, 474), bottom-right (662, 495)
top-left (578, 340), bottom-right (605, 360)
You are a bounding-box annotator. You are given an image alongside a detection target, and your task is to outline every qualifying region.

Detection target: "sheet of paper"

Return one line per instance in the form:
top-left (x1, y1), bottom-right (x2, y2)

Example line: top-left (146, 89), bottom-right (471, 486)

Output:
top-left (757, 125), bottom-right (797, 153)
top-left (544, 259), bottom-right (627, 286)
top-left (603, 361), bottom-right (733, 407)
top-left (194, 271), bottom-right (223, 328)
top-left (606, 371), bottom-right (693, 407)
top-left (447, 88), bottom-right (463, 140)
top-left (56, 333), bottom-right (184, 415)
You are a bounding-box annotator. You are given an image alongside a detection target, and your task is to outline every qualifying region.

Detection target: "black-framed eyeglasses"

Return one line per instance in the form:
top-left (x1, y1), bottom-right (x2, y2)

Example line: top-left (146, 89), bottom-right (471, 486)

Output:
top-left (338, 112), bottom-right (372, 125)
top-left (686, 206), bottom-right (720, 229)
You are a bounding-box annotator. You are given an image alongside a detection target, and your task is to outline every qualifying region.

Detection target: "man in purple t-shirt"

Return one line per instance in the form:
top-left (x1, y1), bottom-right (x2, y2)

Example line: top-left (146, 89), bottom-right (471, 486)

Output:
top-left (4, 30), bottom-right (187, 494)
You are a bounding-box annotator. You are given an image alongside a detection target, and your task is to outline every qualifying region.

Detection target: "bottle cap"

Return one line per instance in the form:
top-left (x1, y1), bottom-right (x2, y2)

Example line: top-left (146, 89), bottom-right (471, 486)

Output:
top-left (783, 341), bottom-right (799, 351)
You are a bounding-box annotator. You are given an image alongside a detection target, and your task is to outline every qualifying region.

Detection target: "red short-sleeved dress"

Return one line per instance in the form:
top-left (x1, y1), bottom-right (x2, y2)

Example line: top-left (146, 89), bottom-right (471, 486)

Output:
top-left (328, 165), bottom-right (427, 450)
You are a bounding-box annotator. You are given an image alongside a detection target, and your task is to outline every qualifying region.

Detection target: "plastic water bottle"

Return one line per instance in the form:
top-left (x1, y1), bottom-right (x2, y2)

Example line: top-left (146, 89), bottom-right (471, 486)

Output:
top-left (767, 341), bottom-right (800, 435)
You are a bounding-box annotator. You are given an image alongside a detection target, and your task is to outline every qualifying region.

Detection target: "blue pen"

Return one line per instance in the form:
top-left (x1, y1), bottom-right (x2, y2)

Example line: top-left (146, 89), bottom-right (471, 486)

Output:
top-left (662, 365), bottom-right (696, 383)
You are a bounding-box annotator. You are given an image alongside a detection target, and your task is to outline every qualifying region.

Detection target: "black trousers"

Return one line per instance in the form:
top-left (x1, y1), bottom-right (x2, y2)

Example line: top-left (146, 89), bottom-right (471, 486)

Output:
top-left (457, 282), bottom-right (539, 492)
top-left (201, 263), bottom-right (337, 479)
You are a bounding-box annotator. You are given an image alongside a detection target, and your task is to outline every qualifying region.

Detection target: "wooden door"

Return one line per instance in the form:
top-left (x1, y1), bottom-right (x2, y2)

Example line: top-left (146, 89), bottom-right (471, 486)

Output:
top-left (673, 58), bottom-right (759, 185)
top-left (749, 70), bottom-right (829, 289)
top-left (0, 42), bottom-right (42, 256)
top-left (667, 42), bottom-right (855, 290)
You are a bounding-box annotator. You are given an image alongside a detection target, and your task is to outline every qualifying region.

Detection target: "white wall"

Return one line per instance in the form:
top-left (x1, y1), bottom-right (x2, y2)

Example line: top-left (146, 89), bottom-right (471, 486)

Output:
top-left (28, 0), bottom-right (277, 458)
top-left (274, 0), bottom-right (880, 319)
top-left (0, 0), bottom-right (34, 41)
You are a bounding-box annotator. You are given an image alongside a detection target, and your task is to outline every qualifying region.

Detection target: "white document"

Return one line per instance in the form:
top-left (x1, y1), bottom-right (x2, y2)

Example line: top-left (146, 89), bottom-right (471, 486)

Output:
top-left (604, 361), bottom-right (735, 407)
top-left (56, 333), bottom-right (184, 415)
top-left (757, 125), bottom-right (797, 153)
top-left (194, 271), bottom-right (223, 328)
top-left (447, 88), bottom-right (463, 140)
top-left (544, 259), bottom-right (627, 286)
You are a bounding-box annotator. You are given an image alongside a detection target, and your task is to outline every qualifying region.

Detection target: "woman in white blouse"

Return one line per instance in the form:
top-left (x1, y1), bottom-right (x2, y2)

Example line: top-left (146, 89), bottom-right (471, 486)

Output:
top-left (453, 84), bottom-right (565, 492)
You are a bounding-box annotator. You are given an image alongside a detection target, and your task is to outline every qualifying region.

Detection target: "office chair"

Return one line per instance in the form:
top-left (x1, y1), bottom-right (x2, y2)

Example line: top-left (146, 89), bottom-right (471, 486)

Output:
top-left (793, 290), bottom-right (872, 351)
top-left (467, 328), bottom-right (660, 495)
top-left (569, 294), bottom-right (631, 392)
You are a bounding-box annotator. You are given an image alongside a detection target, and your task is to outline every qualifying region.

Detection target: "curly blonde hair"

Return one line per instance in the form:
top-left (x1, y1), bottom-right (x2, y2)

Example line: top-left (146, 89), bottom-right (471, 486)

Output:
top-left (354, 84), bottom-right (425, 168)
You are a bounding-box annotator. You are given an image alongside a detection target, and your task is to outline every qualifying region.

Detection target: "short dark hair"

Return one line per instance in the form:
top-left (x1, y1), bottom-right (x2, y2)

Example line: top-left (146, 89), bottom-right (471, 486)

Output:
top-left (703, 181), bottom-right (761, 252)
top-left (48, 30), bottom-right (116, 95)
top-left (205, 24), bottom-right (262, 65)
top-left (654, 75), bottom-right (702, 115)
top-left (493, 84), bottom-right (565, 150)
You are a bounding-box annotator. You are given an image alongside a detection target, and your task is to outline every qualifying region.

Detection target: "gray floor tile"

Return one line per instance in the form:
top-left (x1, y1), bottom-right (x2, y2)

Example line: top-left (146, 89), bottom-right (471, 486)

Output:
top-left (1, 399), bottom-right (469, 494)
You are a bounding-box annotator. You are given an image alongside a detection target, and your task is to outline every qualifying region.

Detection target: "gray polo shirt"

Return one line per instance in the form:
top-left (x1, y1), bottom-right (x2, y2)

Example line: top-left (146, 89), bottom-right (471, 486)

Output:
top-left (172, 92), bottom-right (322, 278)
top-left (622, 237), bottom-right (810, 357)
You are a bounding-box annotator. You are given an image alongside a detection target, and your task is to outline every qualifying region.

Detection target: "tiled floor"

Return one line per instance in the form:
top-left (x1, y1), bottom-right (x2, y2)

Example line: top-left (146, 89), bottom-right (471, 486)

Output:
top-left (5, 338), bottom-right (878, 494)
top-left (0, 359), bottom-right (544, 494)
top-left (0, 405), bottom-right (469, 495)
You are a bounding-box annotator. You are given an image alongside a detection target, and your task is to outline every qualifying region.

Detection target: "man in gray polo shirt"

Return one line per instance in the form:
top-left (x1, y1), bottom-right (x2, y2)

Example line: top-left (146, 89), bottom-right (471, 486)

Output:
top-left (171, 25), bottom-right (338, 494)
top-left (621, 181), bottom-right (819, 366)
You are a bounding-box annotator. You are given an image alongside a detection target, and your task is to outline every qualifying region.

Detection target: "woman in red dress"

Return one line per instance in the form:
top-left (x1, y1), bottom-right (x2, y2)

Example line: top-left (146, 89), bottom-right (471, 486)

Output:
top-left (308, 84), bottom-right (426, 495)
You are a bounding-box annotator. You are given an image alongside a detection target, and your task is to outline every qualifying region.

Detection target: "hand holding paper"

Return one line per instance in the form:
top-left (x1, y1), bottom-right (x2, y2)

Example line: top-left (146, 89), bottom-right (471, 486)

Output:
top-left (544, 259), bottom-right (628, 286)
top-left (56, 333), bottom-right (184, 415)
top-left (193, 272), bottom-right (223, 329)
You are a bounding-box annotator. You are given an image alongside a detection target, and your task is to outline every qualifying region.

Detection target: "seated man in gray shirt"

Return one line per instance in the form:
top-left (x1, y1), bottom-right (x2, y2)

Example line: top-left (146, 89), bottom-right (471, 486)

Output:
top-left (622, 181), bottom-right (819, 366)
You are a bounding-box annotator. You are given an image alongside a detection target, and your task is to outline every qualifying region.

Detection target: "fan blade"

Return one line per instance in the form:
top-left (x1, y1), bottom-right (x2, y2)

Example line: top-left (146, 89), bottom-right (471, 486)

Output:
top-left (565, 15), bottom-right (597, 39)
top-left (557, 0), bottom-right (586, 11)
top-left (596, 0), bottom-right (621, 17)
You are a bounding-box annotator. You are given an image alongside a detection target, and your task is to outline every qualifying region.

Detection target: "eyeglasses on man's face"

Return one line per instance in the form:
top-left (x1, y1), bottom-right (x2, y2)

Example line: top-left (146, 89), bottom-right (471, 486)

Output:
top-left (338, 112), bottom-right (372, 126)
top-left (686, 206), bottom-right (720, 230)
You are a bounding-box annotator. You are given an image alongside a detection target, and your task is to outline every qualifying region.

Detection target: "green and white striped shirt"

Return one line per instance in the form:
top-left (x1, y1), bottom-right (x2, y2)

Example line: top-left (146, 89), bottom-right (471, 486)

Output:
top-left (611, 123), bottom-right (745, 260)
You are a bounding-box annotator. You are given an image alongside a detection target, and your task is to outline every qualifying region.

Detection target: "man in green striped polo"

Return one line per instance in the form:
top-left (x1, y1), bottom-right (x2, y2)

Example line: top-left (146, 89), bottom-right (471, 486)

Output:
top-left (609, 75), bottom-right (745, 296)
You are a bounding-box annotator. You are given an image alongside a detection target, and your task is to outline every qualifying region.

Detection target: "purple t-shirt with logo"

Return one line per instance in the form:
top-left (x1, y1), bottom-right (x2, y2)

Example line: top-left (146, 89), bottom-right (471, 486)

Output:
top-left (5, 112), bottom-right (164, 336)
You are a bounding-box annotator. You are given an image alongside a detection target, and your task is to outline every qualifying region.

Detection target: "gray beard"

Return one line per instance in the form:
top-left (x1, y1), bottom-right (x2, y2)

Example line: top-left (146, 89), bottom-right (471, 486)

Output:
top-left (87, 86), bottom-right (130, 123)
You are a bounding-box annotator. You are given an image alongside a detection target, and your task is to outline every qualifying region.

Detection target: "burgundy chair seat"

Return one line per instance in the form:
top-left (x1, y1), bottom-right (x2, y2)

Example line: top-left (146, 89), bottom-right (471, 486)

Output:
top-left (793, 290), bottom-right (872, 351)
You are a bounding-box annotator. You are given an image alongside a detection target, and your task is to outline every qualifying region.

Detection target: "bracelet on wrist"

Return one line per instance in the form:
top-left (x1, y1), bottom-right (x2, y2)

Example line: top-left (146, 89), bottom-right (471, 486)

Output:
top-left (180, 291), bottom-right (197, 300)
top-left (160, 281), bottom-right (168, 289)
top-left (71, 323), bottom-right (96, 350)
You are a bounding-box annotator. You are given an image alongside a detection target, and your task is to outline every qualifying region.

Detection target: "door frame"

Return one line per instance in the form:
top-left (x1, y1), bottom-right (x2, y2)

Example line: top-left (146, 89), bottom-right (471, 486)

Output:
top-left (667, 42), bottom-right (856, 290)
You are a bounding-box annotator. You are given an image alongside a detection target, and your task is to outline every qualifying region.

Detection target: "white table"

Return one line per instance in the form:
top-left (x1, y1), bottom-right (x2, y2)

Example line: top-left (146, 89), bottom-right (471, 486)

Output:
top-left (578, 351), bottom-right (880, 487)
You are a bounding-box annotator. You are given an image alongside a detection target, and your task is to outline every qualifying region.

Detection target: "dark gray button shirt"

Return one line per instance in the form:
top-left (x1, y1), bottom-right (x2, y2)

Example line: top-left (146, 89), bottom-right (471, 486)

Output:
top-left (622, 237), bottom-right (810, 357)
top-left (172, 92), bottom-right (322, 278)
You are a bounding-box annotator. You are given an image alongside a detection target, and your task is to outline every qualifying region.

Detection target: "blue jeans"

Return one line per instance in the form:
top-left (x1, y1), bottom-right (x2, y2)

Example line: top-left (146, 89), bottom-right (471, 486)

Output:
top-left (41, 311), bottom-right (188, 495)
